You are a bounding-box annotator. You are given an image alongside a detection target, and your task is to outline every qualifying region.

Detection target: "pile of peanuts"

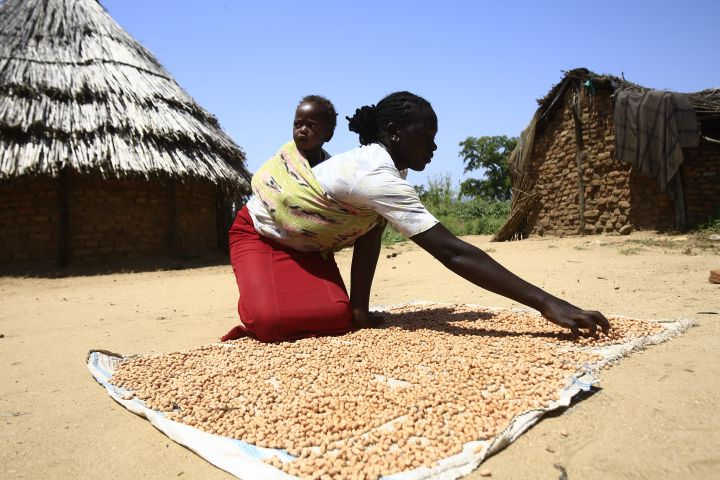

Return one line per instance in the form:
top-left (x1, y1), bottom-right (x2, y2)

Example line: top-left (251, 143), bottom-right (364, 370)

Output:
top-left (110, 304), bottom-right (663, 480)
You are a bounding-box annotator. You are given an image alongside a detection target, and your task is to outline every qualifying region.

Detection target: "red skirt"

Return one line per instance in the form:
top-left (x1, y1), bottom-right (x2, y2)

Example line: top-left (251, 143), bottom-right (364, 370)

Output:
top-left (221, 206), bottom-right (354, 342)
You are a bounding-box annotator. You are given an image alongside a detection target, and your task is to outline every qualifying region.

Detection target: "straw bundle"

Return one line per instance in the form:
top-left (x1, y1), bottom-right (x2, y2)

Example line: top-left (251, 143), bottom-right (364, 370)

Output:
top-left (491, 170), bottom-right (537, 242)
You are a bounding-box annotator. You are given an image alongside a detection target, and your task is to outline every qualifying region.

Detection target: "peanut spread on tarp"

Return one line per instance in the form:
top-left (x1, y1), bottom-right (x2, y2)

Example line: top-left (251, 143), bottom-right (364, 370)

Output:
top-left (110, 304), bottom-right (662, 480)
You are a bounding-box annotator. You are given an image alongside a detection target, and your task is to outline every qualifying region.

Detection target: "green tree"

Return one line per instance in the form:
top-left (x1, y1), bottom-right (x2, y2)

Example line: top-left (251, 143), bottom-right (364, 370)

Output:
top-left (459, 135), bottom-right (517, 201)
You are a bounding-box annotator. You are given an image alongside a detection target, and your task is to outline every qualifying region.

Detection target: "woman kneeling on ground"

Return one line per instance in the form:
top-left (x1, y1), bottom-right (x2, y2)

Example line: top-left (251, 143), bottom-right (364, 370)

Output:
top-left (223, 92), bottom-right (610, 342)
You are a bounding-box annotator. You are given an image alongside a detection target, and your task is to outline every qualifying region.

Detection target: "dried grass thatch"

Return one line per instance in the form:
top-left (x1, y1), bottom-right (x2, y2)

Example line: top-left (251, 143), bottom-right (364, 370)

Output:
top-left (0, 0), bottom-right (250, 194)
top-left (536, 68), bottom-right (720, 127)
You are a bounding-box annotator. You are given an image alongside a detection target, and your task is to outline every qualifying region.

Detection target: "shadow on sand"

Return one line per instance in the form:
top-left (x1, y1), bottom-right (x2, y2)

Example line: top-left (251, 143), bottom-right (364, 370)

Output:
top-left (376, 305), bottom-right (585, 342)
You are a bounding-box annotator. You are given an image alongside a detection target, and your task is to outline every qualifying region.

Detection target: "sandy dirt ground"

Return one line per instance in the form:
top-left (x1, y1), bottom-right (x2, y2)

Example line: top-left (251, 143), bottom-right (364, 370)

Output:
top-left (1, 233), bottom-right (718, 480)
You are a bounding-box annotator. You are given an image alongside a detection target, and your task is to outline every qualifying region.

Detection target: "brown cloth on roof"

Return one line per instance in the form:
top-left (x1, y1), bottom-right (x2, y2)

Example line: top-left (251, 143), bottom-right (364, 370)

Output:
top-left (614, 90), bottom-right (699, 192)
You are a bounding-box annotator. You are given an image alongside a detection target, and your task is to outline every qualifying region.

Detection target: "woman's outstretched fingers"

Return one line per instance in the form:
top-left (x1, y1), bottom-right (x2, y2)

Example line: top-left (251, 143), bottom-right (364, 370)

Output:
top-left (579, 313), bottom-right (598, 337)
top-left (593, 310), bottom-right (611, 334)
top-left (588, 316), bottom-right (598, 336)
top-left (577, 310), bottom-right (610, 336)
top-left (542, 300), bottom-right (611, 337)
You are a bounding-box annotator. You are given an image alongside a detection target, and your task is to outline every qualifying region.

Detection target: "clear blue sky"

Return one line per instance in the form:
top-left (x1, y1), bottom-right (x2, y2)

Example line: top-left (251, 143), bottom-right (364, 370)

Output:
top-left (102, 0), bottom-right (719, 188)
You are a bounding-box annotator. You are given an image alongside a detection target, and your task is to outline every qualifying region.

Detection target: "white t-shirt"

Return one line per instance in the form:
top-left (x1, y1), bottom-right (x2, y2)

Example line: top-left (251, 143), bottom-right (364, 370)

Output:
top-left (247, 143), bottom-right (438, 246)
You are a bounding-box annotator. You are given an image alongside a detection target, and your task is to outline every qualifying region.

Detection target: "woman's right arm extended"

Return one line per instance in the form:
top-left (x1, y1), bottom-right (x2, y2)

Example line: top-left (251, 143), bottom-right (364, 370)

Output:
top-left (411, 223), bottom-right (610, 336)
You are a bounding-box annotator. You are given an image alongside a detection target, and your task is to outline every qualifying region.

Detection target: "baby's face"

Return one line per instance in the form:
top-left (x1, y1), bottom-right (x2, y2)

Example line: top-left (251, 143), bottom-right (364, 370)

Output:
top-left (293, 102), bottom-right (334, 153)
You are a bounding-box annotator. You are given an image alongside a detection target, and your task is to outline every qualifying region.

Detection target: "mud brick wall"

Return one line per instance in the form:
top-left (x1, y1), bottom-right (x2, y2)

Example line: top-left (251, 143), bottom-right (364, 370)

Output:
top-left (524, 86), bottom-right (717, 236)
top-left (175, 180), bottom-right (218, 254)
top-left (0, 176), bottom-right (61, 263)
top-left (0, 172), bottom-right (220, 267)
top-left (68, 173), bottom-right (169, 260)
top-left (682, 141), bottom-right (720, 225)
top-left (628, 174), bottom-right (674, 231)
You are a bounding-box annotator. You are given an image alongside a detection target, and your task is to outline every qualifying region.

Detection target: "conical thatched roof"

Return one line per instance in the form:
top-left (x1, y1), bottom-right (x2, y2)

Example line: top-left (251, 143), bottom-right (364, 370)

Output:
top-left (0, 0), bottom-right (250, 193)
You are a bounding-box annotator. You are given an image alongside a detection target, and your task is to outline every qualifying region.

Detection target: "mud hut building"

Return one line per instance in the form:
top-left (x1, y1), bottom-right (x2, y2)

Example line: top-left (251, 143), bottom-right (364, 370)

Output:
top-left (496, 68), bottom-right (720, 240)
top-left (0, 0), bottom-right (251, 269)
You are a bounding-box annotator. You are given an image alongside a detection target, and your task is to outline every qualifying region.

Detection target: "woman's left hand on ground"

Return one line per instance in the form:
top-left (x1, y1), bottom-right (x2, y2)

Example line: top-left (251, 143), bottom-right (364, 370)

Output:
top-left (540, 298), bottom-right (611, 337)
top-left (351, 308), bottom-right (384, 329)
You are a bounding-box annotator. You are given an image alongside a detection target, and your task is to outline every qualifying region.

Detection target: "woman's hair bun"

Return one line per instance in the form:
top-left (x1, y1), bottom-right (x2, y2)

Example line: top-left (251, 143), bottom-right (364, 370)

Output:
top-left (346, 105), bottom-right (379, 146)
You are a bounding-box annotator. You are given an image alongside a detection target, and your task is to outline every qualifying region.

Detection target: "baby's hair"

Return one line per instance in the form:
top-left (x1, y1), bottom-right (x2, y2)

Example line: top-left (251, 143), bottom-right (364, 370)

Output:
top-left (346, 91), bottom-right (433, 146)
top-left (298, 95), bottom-right (337, 130)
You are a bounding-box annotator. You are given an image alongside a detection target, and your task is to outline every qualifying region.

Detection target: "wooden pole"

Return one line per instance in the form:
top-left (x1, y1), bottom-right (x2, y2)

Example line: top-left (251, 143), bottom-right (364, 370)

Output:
top-left (571, 88), bottom-right (587, 235)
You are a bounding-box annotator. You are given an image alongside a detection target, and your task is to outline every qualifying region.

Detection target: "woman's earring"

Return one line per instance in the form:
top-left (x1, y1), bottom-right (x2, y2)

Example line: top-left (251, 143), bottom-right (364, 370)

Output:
top-left (391, 134), bottom-right (399, 142)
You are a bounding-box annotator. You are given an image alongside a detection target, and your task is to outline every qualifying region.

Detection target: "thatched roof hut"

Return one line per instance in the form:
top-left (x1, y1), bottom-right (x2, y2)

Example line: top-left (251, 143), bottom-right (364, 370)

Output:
top-left (494, 68), bottom-right (720, 240)
top-left (0, 0), bottom-right (251, 269)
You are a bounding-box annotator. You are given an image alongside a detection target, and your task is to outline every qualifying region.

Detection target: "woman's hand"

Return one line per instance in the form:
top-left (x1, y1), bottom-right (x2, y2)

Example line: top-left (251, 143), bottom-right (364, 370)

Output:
top-left (539, 298), bottom-right (610, 337)
top-left (351, 308), bottom-right (384, 329)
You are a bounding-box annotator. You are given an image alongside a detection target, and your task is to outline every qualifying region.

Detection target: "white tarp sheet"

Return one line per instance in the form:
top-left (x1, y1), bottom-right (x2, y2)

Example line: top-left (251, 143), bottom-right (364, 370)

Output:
top-left (87, 302), bottom-right (692, 480)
